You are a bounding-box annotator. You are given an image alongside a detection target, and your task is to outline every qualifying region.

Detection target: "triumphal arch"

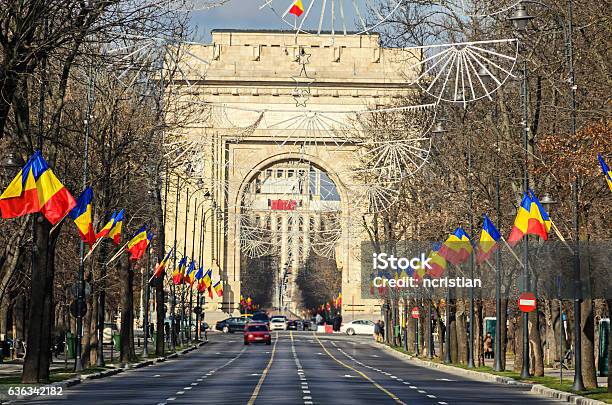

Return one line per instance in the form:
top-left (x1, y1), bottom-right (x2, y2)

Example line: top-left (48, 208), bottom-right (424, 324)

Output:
top-left (166, 29), bottom-right (421, 321)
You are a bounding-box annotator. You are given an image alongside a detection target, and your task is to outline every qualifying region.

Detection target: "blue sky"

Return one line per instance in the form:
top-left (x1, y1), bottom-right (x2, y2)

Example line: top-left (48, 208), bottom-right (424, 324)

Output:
top-left (189, 0), bottom-right (371, 41)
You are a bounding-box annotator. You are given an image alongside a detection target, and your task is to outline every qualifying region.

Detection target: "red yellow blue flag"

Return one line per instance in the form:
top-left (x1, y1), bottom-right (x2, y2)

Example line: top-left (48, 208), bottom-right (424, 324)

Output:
top-left (186, 261), bottom-right (196, 285)
top-left (127, 226), bottom-right (151, 261)
top-left (173, 257), bottom-right (186, 285)
top-left (96, 210), bottom-right (116, 240)
top-left (476, 215), bottom-right (501, 264)
top-left (426, 244), bottom-right (447, 278)
top-left (597, 154), bottom-right (612, 192)
top-left (153, 247), bottom-right (174, 278)
top-left (0, 151), bottom-right (76, 224)
top-left (528, 189), bottom-right (551, 236)
top-left (108, 209), bottom-right (124, 245)
top-left (289, 0), bottom-right (304, 16)
top-left (68, 187), bottom-right (96, 248)
top-left (213, 280), bottom-right (223, 297)
top-left (439, 227), bottom-right (472, 265)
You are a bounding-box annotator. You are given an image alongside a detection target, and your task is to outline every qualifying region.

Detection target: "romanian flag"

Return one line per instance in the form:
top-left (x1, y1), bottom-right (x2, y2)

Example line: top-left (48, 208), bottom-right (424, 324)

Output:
top-left (127, 226), bottom-right (151, 261)
top-left (426, 246), bottom-right (447, 279)
top-left (0, 150), bottom-right (76, 224)
top-left (96, 210), bottom-right (116, 240)
top-left (507, 192), bottom-right (549, 247)
top-left (528, 189), bottom-right (551, 236)
top-left (213, 280), bottom-right (223, 297)
top-left (185, 260), bottom-right (196, 285)
top-left (439, 227), bottom-right (472, 265)
top-left (109, 209), bottom-right (124, 245)
top-left (153, 247), bottom-right (174, 278)
top-left (597, 154), bottom-right (612, 192)
top-left (194, 266), bottom-right (204, 282)
top-left (173, 257), bottom-right (186, 285)
top-left (476, 215), bottom-right (501, 264)
top-left (68, 187), bottom-right (96, 248)
top-left (202, 269), bottom-right (212, 289)
top-left (197, 278), bottom-right (207, 293)
top-left (207, 285), bottom-right (213, 299)
top-left (289, 0), bottom-right (304, 17)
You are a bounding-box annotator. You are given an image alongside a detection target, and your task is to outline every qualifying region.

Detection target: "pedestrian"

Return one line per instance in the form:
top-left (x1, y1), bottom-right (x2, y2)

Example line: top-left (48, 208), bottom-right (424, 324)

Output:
top-left (484, 332), bottom-right (493, 359)
top-left (333, 314), bottom-right (342, 332)
top-left (374, 320), bottom-right (381, 342)
top-left (379, 320), bottom-right (385, 342)
top-left (315, 312), bottom-right (323, 326)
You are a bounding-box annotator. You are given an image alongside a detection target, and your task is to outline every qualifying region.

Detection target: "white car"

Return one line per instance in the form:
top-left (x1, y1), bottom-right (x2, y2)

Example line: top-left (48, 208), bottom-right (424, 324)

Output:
top-left (340, 320), bottom-right (375, 335)
top-left (269, 317), bottom-right (288, 331)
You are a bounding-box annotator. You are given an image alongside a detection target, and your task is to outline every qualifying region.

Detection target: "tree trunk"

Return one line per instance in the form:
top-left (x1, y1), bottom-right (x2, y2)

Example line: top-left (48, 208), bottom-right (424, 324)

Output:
top-left (474, 300), bottom-right (484, 367)
top-left (499, 298), bottom-right (508, 370)
top-left (119, 255), bottom-right (136, 366)
top-left (529, 308), bottom-right (544, 376)
top-left (455, 298), bottom-right (468, 364)
top-left (606, 299), bottom-right (612, 393)
top-left (581, 299), bottom-right (598, 388)
top-left (89, 293), bottom-right (98, 366)
top-left (513, 316), bottom-right (523, 373)
top-left (22, 216), bottom-right (56, 383)
top-left (81, 293), bottom-right (93, 369)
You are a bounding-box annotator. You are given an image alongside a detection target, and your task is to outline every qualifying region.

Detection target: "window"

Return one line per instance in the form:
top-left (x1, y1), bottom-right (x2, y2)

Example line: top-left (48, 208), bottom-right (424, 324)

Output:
top-left (276, 169), bottom-right (284, 178)
top-left (287, 169), bottom-right (295, 178)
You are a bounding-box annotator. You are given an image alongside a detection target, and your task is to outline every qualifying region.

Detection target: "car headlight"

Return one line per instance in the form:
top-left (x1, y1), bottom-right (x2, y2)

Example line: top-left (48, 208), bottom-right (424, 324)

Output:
top-left (248, 334), bottom-right (254, 338)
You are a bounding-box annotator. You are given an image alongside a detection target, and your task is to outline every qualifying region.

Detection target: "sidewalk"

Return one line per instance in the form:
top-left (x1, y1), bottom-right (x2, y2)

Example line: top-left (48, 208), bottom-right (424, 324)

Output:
top-left (484, 357), bottom-right (608, 387)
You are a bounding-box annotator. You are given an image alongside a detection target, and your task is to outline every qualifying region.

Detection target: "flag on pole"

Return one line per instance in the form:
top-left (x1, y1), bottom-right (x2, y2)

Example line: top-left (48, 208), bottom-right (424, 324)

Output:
top-left (202, 269), bottom-right (212, 289)
top-left (207, 285), bottom-right (213, 299)
top-left (173, 256), bottom-right (186, 285)
top-left (186, 260), bottom-right (196, 285)
top-left (109, 209), bottom-right (124, 245)
top-left (96, 210), bottom-right (116, 240)
top-left (598, 154), bottom-right (612, 192)
top-left (197, 278), bottom-right (207, 293)
top-left (194, 266), bottom-right (204, 282)
top-left (476, 214), bottom-right (501, 264)
top-left (438, 227), bottom-right (472, 265)
top-left (126, 226), bottom-right (151, 261)
top-left (528, 189), bottom-right (551, 236)
top-left (426, 245), bottom-right (447, 278)
top-left (507, 193), bottom-right (533, 247)
top-left (153, 247), bottom-right (174, 278)
top-left (213, 280), bottom-right (223, 297)
top-left (0, 150), bottom-right (76, 224)
top-left (289, 0), bottom-right (304, 16)
top-left (68, 187), bottom-right (96, 247)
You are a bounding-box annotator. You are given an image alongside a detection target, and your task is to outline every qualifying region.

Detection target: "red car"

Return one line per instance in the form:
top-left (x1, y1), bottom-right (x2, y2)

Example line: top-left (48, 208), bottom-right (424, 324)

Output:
top-left (244, 323), bottom-right (271, 345)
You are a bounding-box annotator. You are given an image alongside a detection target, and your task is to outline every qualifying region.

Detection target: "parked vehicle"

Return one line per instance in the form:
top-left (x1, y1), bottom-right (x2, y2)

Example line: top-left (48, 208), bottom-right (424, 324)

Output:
top-left (287, 319), bottom-right (298, 330)
top-left (340, 320), bottom-right (375, 335)
top-left (269, 317), bottom-right (287, 331)
top-left (250, 311), bottom-right (270, 327)
top-left (215, 317), bottom-right (248, 333)
top-left (244, 323), bottom-right (271, 345)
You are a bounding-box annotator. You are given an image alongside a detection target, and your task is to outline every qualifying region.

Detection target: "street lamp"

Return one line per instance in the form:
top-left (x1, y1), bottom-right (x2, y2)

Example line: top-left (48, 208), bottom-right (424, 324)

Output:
top-left (509, 3), bottom-right (534, 32)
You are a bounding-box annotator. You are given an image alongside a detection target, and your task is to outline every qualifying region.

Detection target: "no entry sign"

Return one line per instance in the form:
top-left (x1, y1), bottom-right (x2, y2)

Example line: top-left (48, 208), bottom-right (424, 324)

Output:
top-left (518, 292), bottom-right (537, 312)
top-left (411, 307), bottom-right (420, 319)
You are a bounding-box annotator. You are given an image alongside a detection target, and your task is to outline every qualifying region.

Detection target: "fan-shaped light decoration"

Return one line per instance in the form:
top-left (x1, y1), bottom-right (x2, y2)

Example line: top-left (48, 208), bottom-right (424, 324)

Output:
top-left (351, 180), bottom-right (401, 214)
top-left (401, 39), bottom-right (518, 105)
top-left (260, 0), bottom-right (405, 36)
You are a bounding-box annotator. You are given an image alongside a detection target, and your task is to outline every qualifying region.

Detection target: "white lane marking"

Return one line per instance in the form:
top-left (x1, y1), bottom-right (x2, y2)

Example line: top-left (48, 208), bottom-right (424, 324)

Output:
top-left (153, 374), bottom-right (161, 377)
top-left (427, 395), bottom-right (437, 398)
top-left (156, 403), bottom-right (166, 405)
top-left (418, 390), bottom-right (426, 393)
top-left (303, 396), bottom-right (312, 400)
top-left (343, 374), bottom-right (355, 378)
top-left (403, 382), bottom-right (410, 385)
top-left (438, 402), bottom-right (448, 405)
top-left (176, 391), bottom-right (184, 395)
top-left (304, 402), bottom-right (313, 405)
top-left (371, 354), bottom-right (379, 357)
top-left (197, 378), bottom-right (203, 382)
top-left (303, 390), bottom-right (311, 394)
top-left (166, 398), bottom-right (176, 402)
top-left (435, 378), bottom-right (455, 382)
top-left (192, 382), bottom-right (199, 386)
top-left (184, 387), bottom-right (192, 390)
top-left (409, 386), bottom-right (417, 389)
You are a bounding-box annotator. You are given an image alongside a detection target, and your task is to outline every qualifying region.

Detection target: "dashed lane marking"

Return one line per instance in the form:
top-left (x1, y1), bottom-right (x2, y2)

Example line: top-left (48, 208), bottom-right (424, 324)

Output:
top-left (313, 333), bottom-right (406, 405)
top-left (246, 332), bottom-right (279, 405)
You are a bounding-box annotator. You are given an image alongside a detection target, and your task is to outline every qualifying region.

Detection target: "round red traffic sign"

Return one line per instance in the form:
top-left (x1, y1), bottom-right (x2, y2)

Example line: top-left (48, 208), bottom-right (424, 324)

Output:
top-left (411, 307), bottom-right (420, 319)
top-left (518, 292), bottom-right (537, 312)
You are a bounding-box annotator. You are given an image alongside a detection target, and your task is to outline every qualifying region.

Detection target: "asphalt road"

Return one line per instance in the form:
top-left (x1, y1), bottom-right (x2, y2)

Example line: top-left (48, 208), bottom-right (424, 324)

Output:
top-left (19, 332), bottom-right (563, 405)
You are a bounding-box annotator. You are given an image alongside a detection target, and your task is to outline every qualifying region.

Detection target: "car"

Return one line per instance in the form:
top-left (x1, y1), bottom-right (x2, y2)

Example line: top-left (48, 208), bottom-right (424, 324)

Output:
top-left (215, 317), bottom-right (248, 333)
top-left (340, 320), bottom-right (376, 335)
top-left (287, 319), bottom-right (298, 330)
top-left (244, 323), bottom-right (271, 345)
top-left (250, 311), bottom-right (270, 327)
top-left (269, 316), bottom-right (288, 331)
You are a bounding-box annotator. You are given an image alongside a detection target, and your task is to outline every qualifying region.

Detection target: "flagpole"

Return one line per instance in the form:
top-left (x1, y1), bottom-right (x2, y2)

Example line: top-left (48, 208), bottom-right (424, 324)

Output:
top-left (106, 242), bottom-right (128, 265)
top-left (500, 236), bottom-right (525, 268)
top-left (75, 68), bottom-right (94, 372)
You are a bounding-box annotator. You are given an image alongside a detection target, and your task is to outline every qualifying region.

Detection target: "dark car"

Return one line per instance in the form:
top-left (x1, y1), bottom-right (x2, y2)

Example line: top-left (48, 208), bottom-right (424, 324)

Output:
top-left (215, 317), bottom-right (247, 333)
top-left (287, 319), bottom-right (298, 330)
top-left (250, 311), bottom-right (270, 327)
top-left (244, 323), bottom-right (271, 345)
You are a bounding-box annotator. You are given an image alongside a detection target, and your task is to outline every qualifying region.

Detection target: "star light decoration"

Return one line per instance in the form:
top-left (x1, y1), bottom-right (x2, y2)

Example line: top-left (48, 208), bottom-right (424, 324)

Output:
top-left (292, 48), bottom-right (315, 107)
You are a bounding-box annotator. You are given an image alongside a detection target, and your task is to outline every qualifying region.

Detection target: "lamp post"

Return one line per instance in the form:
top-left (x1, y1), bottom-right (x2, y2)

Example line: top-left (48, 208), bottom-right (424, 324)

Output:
top-left (509, 0), bottom-right (582, 388)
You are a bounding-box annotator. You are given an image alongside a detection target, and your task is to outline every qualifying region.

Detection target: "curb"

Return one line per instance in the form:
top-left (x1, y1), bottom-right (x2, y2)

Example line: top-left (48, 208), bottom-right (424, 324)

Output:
top-left (2, 341), bottom-right (208, 404)
top-left (379, 344), bottom-right (607, 405)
